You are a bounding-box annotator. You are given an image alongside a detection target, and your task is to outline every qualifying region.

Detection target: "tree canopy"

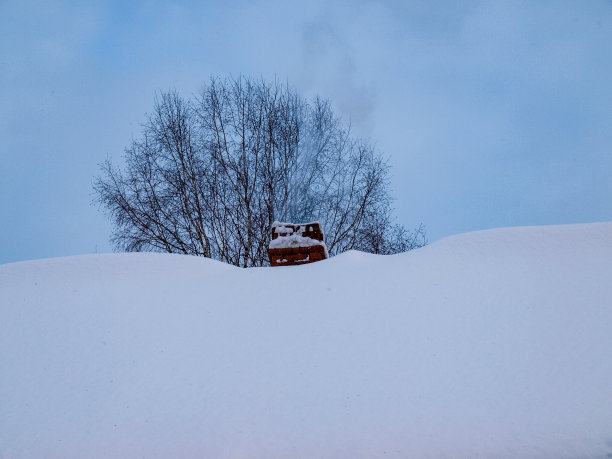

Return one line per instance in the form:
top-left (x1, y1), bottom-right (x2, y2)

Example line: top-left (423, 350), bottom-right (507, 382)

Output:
top-left (95, 76), bottom-right (425, 267)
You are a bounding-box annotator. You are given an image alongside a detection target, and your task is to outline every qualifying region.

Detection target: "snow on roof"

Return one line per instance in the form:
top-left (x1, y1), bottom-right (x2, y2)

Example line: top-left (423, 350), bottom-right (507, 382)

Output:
top-left (269, 233), bottom-right (325, 249)
top-left (271, 220), bottom-right (322, 228)
top-left (269, 221), bottom-right (328, 258)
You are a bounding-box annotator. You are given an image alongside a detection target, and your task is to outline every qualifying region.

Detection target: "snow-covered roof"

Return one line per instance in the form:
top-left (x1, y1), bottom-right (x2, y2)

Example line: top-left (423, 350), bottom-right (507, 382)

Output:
top-left (268, 221), bottom-right (329, 263)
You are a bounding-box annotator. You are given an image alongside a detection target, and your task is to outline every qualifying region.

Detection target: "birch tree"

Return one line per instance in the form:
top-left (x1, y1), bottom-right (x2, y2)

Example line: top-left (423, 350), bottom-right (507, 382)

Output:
top-left (95, 76), bottom-right (425, 266)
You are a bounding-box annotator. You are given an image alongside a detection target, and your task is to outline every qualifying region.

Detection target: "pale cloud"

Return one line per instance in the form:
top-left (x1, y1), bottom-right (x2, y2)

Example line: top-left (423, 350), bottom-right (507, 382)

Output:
top-left (299, 17), bottom-right (376, 132)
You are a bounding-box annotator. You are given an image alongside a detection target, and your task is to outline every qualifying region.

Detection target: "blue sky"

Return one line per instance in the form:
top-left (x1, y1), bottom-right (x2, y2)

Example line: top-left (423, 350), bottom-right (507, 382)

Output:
top-left (1, 0), bottom-right (611, 264)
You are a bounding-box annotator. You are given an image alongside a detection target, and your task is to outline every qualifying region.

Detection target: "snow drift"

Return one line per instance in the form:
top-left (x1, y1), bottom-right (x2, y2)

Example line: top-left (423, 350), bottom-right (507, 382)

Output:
top-left (1, 222), bottom-right (612, 458)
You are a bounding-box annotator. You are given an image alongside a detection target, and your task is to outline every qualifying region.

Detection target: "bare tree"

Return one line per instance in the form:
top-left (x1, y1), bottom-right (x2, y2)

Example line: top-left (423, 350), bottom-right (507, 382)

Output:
top-left (95, 76), bottom-right (425, 266)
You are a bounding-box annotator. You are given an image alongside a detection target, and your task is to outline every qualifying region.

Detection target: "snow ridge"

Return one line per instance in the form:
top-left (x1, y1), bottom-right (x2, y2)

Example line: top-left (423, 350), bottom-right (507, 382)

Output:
top-left (1, 222), bottom-right (612, 458)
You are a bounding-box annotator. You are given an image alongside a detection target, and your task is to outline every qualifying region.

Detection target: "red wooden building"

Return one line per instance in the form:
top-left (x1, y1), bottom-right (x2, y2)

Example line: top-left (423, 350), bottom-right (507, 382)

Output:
top-left (268, 221), bottom-right (329, 266)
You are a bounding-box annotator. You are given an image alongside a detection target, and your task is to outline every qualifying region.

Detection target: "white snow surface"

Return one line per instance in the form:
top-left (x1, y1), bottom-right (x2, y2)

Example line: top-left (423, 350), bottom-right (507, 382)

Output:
top-left (271, 220), bottom-right (322, 232)
top-left (269, 233), bottom-right (325, 249)
top-left (2, 222), bottom-right (612, 458)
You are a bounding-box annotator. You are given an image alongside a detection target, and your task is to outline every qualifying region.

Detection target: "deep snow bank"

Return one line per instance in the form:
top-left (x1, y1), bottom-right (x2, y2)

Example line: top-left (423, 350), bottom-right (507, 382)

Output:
top-left (1, 222), bottom-right (612, 458)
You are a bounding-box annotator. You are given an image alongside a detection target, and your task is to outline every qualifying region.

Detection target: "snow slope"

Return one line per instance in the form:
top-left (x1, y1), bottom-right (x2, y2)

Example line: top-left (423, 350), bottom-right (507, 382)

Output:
top-left (1, 222), bottom-right (612, 458)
